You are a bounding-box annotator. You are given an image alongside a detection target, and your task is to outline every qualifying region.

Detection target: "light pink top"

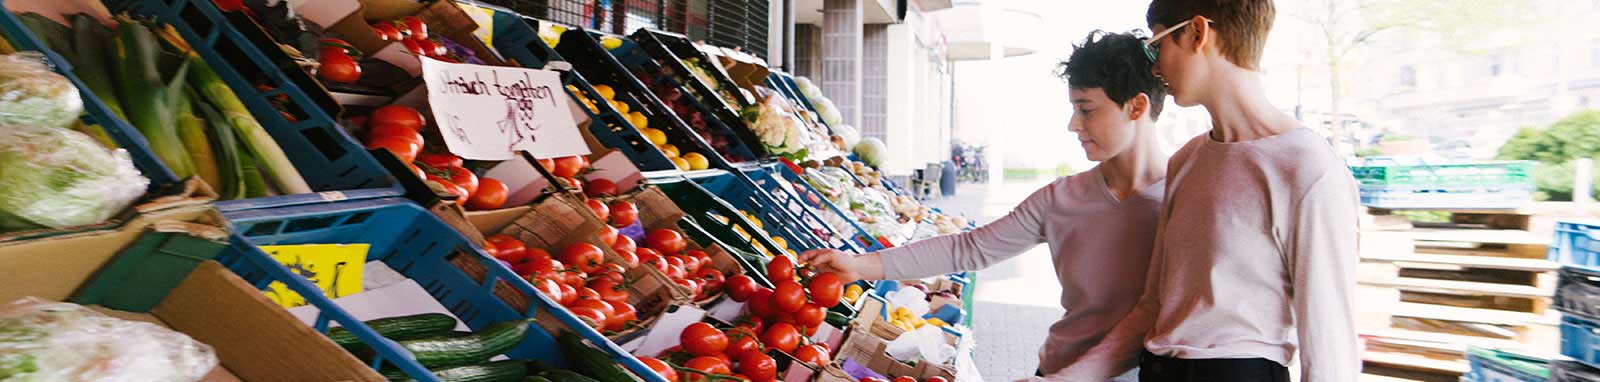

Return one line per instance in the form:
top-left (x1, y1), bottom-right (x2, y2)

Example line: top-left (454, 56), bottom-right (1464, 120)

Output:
top-left (1055, 128), bottom-right (1361, 382)
top-left (877, 165), bottom-right (1164, 374)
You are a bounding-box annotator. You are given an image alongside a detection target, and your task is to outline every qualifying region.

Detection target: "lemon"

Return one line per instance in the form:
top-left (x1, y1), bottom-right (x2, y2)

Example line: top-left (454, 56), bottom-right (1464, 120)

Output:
top-left (683, 152), bottom-right (709, 170)
top-left (670, 157), bottom-right (690, 171)
top-left (592, 84), bottom-right (616, 100)
top-left (641, 128), bottom-right (668, 145)
top-left (600, 36), bottom-right (623, 50)
top-left (926, 317), bottom-right (948, 327)
top-left (894, 307), bottom-right (911, 318)
top-left (770, 235), bottom-right (785, 248)
top-left (628, 111), bottom-right (648, 129)
top-left (581, 98), bottom-right (598, 113)
top-left (659, 143), bottom-right (680, 158)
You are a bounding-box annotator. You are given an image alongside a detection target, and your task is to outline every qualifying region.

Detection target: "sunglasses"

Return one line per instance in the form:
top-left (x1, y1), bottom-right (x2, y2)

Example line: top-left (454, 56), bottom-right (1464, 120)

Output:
top-left (1144, 18), bottom-right (1213, 62)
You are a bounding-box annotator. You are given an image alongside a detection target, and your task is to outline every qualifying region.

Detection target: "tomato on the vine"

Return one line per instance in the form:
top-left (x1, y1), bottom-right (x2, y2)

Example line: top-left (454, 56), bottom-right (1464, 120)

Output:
top-left (614, 249), bottom-right (639, 268)
top-left (794, 344), bottom-right (830, 366)
top-left (808, 272), bottom-right (845, 308)
top-left (369, 136), bottom-right (422, 163)
top-left (892, 377), bottom-right (917, 382)
top-left (317, 53), bottom-right (361, 83)
top-left (401, 16), bottom-right (428, 39)
top-left (467, 178), bottom-right (508, 210)
top-left (588, 278), bottom-right (629, 304)
top-left (417, 152), bottom-right (463, 170)
top-left (738, 351), bottom-right (777, 382)
top-left (575, 286), bottom-right (601, 302)
top-left (401, 38), bottom-right (424, 55)
top-left (674, 278), bottom-right (701, 297)
top-left (445, 166), bottom-right (479, 198)
top-left (695, 268), bottom-right (726, 296)
top-left (679, 322), bottom-right (727, 356)
top-left (585, 178), bottom-right (619, 197)
top-left (746, 288), bottom-right (777, 318)
top-left (646, 229), bottom-right (687, 254)
top-left (560, 242), bottom-right (606, 274)
top-left (684, 356), bottom-right (731, 381)
top-left (604, 300), bottom-right (636, 332)
top-left (766, 256), bottom-right (796, 282)
top-left (638, 357), bottom-right (678, 382)
top-left (726, 275), bottom-right (761, 302)
top-left (532, 278), bottom-right (563, 304)
top-left (552, 156), bottom-right (589, 178)
top-left (762, 322), bottom-right (801, 353)
top-left (598, 224), bottom-right (620, 247)
top-left (723, 327), bottom-right (761, 359)
top-left (794, 303), bottom-right (826, 329)
top-left (772, 280), bottom-right (807, 313)
top-left (585, 199), bottom-right (610, 222)
top-left (736, 315), bottom-right (765, 335)
top-left (608, 201), bottom-right (639, 227)
top-left (568, 306), bottom-right (608, 329)
top-left (612, 235), bottom-right (638, 255)
top-left (371, 105), bottom-right (426, 131)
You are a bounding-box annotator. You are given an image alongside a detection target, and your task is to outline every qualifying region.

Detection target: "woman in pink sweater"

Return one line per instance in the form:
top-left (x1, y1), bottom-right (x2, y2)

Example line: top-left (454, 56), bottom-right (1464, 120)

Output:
top-left (801, 31), bottom-right (1168, 380)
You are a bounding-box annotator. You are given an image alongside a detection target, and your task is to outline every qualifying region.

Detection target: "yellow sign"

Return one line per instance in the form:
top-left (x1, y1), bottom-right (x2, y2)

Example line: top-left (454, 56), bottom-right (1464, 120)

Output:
top-left (261, 244), bottom-right (369, 308)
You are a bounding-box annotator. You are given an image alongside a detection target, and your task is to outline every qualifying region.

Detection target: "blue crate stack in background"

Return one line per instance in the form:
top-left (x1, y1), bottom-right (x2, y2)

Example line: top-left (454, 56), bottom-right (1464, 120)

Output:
top-left (1553, 220), bottom-right (1600, 381)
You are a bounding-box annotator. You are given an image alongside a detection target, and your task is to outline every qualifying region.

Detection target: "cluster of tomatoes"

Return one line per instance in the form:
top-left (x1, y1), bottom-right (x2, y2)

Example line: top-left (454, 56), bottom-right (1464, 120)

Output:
top-left (632, 320), bottom-right (831, 382)
top-left (370, 16), bottom-right (455, 62)
top-left (316, 38), bottom-right (362, 84)
top-left (731, 256), bottom-right (845, 337)
top-left (482, 233), bottom-right (638, 333)
top-left (358, 105), bottom-right (510, 210)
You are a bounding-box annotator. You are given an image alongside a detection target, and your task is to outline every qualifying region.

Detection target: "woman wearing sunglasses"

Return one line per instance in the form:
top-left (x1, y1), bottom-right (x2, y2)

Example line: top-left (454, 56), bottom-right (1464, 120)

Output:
top-left (802, 31), bottom-right (1168, 382)
top-left (1053, 1), bottom-right (1361, 382)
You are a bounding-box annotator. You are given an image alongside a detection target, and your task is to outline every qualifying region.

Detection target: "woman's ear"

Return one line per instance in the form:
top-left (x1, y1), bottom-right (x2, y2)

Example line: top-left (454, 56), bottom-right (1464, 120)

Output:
top-left (1126, 93), bottom-right (1150, 122)
top-left (1189, 15), bottom-right (1212, 54)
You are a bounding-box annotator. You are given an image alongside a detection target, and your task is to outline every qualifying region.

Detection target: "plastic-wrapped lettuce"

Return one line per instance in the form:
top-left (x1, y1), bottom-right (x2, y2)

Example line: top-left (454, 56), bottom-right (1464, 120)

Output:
top-left (0, 127), bottom-right (147, 231)
top-left (0, 53), bottom-right (83, 129)
top-left (0, 297), bottom-right (217, 382)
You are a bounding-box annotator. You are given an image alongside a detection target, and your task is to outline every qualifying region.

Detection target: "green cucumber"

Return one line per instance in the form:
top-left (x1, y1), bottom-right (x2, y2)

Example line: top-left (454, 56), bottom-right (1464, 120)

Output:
top-left (328, 313), bottom-right (457, 348)
top-left (537, 368), bottom-right (602, 382)
top-left (556, 332), bottom-right (633, 382)
top-left (825, 311), bottom-right (850, 327)
top-left (386, 360), bottom-right (527, 382)
top-left (403, 319), bottom-right (530, 368)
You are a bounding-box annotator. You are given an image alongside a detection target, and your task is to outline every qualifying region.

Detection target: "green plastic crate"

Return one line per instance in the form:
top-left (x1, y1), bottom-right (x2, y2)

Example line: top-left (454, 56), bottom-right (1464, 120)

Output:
top-left (1349, 161), bottom-right (1536, 188)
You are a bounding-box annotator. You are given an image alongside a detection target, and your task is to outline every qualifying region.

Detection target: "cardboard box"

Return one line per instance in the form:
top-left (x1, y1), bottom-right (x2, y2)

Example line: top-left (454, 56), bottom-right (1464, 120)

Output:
top-left (0, 208), bottom-right (379, 382)
top-left (827, 324), bottom-right (957, 382)
top-left (851, 296), bottom-right (960, 353)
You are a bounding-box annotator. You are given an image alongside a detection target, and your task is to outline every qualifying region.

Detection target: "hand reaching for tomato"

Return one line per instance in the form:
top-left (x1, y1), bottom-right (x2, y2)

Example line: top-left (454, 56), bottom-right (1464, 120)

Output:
top-left (798, 249), bottom-right (885, 285)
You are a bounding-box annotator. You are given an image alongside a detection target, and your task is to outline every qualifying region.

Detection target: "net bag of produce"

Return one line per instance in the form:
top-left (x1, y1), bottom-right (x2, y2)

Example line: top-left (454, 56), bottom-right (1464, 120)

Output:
top-left (0, 53), bottom-right (83, 129)
top-left (0, 297), bottom-right (217, 382)
top-left (0, 127), bottom-right (148, 231)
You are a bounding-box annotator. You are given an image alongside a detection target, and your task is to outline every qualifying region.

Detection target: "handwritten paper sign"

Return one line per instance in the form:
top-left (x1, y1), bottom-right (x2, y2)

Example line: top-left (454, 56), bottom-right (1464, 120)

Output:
top-left (421, 56), bottom-right (589, 160)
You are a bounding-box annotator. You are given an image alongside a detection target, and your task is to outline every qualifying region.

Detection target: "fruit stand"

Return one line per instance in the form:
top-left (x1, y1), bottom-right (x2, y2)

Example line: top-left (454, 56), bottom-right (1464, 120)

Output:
top-left (0, 1), bottom-right (979, 381)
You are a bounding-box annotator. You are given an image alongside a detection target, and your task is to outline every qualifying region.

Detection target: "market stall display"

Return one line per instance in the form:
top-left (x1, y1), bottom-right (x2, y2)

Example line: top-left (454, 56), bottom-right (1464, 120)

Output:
top-left (0, 1), bottom-right (981, 380)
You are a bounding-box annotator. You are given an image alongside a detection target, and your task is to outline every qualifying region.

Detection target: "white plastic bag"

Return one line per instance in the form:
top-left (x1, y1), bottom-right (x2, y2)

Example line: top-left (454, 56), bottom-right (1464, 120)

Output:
top-left (0, 298), bottom-right (217, 382)
top-left (885, 325), bottom-right (956, 365)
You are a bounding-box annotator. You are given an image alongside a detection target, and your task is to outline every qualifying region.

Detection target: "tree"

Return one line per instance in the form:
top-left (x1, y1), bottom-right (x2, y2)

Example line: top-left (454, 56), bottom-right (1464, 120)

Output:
top-left (1496, 111), bottom-right (1600, 201)
top-left (1291, 0), bottom-right (1530, 156)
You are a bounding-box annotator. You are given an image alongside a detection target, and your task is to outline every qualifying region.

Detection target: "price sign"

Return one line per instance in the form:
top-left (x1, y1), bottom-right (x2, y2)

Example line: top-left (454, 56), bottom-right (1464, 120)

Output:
top-left (421, 56), bottom-right (589, 160)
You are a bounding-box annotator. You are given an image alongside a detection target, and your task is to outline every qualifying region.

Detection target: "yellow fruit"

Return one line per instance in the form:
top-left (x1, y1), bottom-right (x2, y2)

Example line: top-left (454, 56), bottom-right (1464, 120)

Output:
top-left (610, 100), bottom-right (630, 114)
top-left (578, 97), bottom-right (598, 113)
top-left (770, 236), bottom-right (785, 248)
top-left (912, 317), bottom-right (927, 328)
top-left (894, 307), bottom-right (911, 319)
top-left (683, 152), bottom-right (709, 170)
top-left (845, 284), bottom-right (864, 296)
top-left (592, 84), bottom-right (616, 100)
top-left (641, 128), bottom-right (668, 145)
top-left (600, 36), bottom-right (623, 50)
top-left (628, 111), bottom-right (648, 129)
top-left (893, 320), bottom-right (915, 332)
top-left (659, 144), bottom-right (680, 158)
top-left (670, 157), bottom-right (691, 171)
top-left (926, 318), bottom-right (948, 327)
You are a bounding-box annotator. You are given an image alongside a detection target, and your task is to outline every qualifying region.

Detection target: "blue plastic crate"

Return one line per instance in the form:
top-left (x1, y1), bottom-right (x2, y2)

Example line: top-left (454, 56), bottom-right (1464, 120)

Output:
top-left (1554, 221), bottom-right (1600, 274)
top-left (112, 0), bottom-right (403, 210)
top-left (1561, 314), bottom-right (1600, 370)
top-left (648, 175), bottom-right (795, 263)
top-left (771, 163), bottom-right (884, 251)
top-left (218, 197), bottom-right (664, 382)
top-left (688, 170), bottom-right (827, 251)
top-left (744, 163), bottom-right (868, 253)
top-left (1465, 347), bottom-right (1548, 382)
top-left (1556, 267), bottom-right (1600, 318)
top-left (610, 32), bottom-right (760, 164)
top-left (0, 4), bottom-right (179, 188)
top-left (1554, 360), bottom-right (1600, 382)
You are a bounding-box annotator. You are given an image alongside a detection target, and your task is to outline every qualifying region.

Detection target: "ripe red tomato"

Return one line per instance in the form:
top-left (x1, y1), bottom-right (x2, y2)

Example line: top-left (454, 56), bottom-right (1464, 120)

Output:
top-left (573, 297), bottom-right (614, 317)
top-left (602, 262), bottom-right (627, 276)
top-left (482, 243), bottom-right (499, 258)
top-left (695, 268), bottom-right (726, 296)
top-left (615, 249), bottom-right (639, 268)
top-left (723, 327), bottom-right (760, 359)
top-left (371, 22), bottom-right (403, 41)
top-left (736, 315), bottom-right (765, 334)
top-left (684, 356), bottom-right (731, 381)
top-left (746, 288), bottom-right (777, 318)
top-left (552, 156), bottom-right (589, 178)
top-left (738, 351), bottom-right (777, 381)
top-left (532, 278), bottom-right (563, 303)
top-left (646, 229), bottom-right (687, 254)
top-left (369, 136), bottom-right (422, 164)
top-left (414, 39), bottom-right (442, 57)
top-left (370, 105), bottom-right (426, 131)
top-left (536, 158), bottom-right (555, 172)
top-left (666, 264), bottom-right (688, 280)
top-left (585, 178), bottom-right (618, 197)
top-left (639, 357), bottom-right (678, 382)
top-left (679, 254), bottom-right (704, 274)
top-left (772, 280), bottom-right (806, 313)
top-left (794, 344), bottom-right (830, 366)
top-left (762, 323), bottom-right (800, 353)
top-left (575, 286), bottom-right (601, 302)
top-left (924, 377), bottom-right (949, 382)
top-left (416, 152), bottom-right (463, 170)
top-left (486, 235), bottom-right (525, 259)
top-left (637, 248), bottom-right (668, 273)
top-left (604, 300), bottom-right (636, 331)
top-left (592, 270), bottom-right (625, 285)
top-left (401, 38), bottom-right (424, 55)
top-left (679, 322), bottom-right (728, 356)
top-left (585, 199), bottom-right (610, 222)
top-left (365, 123), bottom-right (420, 146)
top-left (443, 167), bottom-right (478, 199)
top-left (426, 174), bottom-right (467, 205)
top-left (467, 178), bottom-right (508, 210)
top-left (612, 235), bottom-right (637, 255)
top-left (675, 278), bottom-right (701, 297)
top-left (562, 177), bottom-right (583, 191)
top-left (609, 201), bottom-right (639, 227)
top-left (589, 278), bottom-right (629, 304)
top-left (808, 272), bottom-right (844, 308)
top-left (525, 254), bottom-right (561, 280)
top-left (568, 306), bottom-right (608, 329)
top-left (598, 225), bottom-right (620, 247)
top-left (318, 53), bottom-right (361, 83)
top-left (766, 256), bottom-right (796, 283)
top-left (726, 275), bottom-right (761, 302)
top-left (564, 270), bottom-right (588, 288)
top-left (560, 242), bottom-right (606, 274)
top-left (663, 256), bottom-right (687, 273)
top-left (688, 250), bottom-right (713, 271)
top-left (793, 303), bottom-right (826, 329)
top-left (556, 282), bottom-right (577, 306)
top-left (859, 377), bottom-right (889, 382)
top-left (401, 16), bottom-right (428, 39)
top-left (892, 377), bottom-right (917, 382)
